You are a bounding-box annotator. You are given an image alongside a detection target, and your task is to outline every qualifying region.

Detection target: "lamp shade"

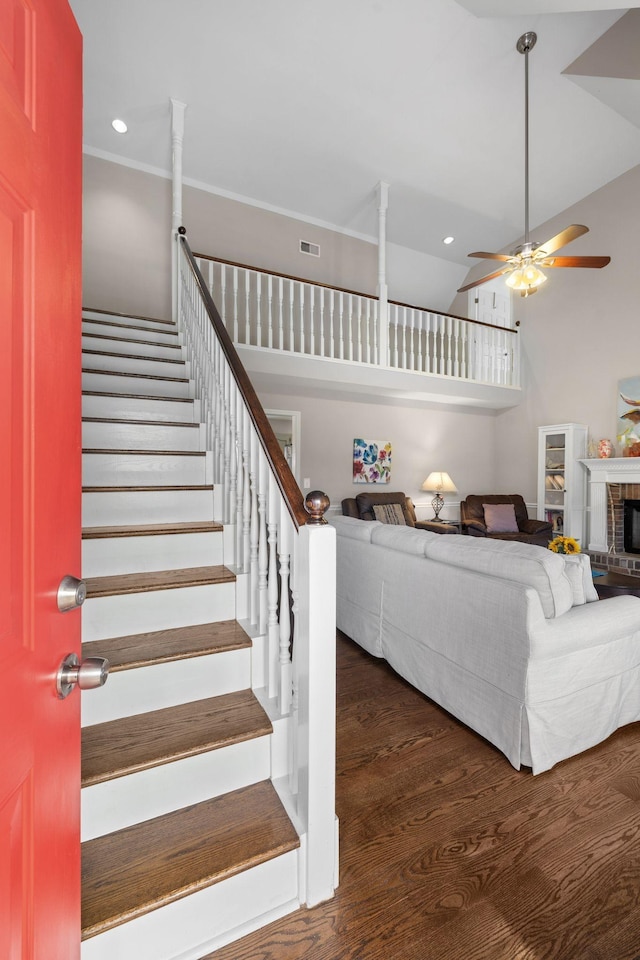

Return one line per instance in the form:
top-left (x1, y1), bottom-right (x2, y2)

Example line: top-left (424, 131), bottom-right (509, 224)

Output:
top-left (422, 471), bottom-right (457, 494)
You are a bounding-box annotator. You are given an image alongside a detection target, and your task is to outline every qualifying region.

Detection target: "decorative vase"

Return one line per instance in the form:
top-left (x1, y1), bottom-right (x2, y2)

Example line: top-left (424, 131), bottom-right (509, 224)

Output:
top-left (598, 438), bottom-right (614, 459)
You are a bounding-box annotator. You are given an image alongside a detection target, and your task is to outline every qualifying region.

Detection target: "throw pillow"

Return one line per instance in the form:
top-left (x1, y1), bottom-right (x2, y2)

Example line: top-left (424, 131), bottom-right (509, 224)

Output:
top-left (483, 502), bottom-right (519, 533)
top-left (372, 503), bottom-right (406, 525)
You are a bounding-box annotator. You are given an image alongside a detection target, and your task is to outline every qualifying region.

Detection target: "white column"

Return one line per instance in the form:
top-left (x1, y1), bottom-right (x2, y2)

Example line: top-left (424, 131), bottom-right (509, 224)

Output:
top-left (171, 99), bottom-right (187, 323)
top-left (377, 181), bottom-right (389, 367)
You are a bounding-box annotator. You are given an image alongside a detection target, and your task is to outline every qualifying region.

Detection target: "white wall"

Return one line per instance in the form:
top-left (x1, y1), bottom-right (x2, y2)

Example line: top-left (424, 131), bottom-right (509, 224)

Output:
top-left (491, 163), bottom-right (640, 501)
top-left (257, 390), bottom-right (498, 519)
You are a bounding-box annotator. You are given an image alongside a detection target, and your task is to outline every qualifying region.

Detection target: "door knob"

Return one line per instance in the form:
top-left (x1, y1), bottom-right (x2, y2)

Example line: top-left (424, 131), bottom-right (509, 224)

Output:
top-left (57, 575), bottom-right (87, 612)
top-left (56, 653), bottom-right (109, 700)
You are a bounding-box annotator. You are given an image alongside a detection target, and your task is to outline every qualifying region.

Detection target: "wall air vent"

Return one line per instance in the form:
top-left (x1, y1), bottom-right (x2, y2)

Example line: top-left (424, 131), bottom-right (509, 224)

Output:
top-left (299, 240), bottom-right (320, 257)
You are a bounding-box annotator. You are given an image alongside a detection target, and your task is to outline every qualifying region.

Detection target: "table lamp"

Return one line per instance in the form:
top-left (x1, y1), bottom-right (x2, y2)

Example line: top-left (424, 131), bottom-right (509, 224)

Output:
top-left (422, 472), bottom-right (457, 521)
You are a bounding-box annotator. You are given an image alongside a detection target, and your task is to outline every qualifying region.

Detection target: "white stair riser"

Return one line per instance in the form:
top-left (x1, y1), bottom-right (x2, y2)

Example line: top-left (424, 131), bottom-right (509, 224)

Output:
top-left (82, 320), bottom-right (181, 345)
top-left (80, 851), bottom-right (300, 960)
top-left (82, 370), bottom-right (192, 399)
top-left (81, 736), bottom-right (271, 841)
top-left (82, 420), bottom-right (203, 452)
top-left (82, 531), bottom-right (223, 577)
top-left (82, 394), bottom-right (198, 423)
top-left (82, 451), bottom-right (210, 486)
top-left (83, 488), bottom-right (214, 526)
top-left (82, 581), bottom-right (236, 642)
top-left (82, 351), bottom-right (188, 378)
top-left (82, 334), bottom-right (183, 361)
top-left (81, 646), bottom-right (250, 725)
top-left (83, 311), bottom-right (175, 334)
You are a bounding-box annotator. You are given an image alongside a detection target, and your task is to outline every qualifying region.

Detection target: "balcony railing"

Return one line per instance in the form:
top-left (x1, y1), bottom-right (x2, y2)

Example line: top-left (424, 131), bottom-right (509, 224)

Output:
top-left (194, 253), bottom-right (520, 389)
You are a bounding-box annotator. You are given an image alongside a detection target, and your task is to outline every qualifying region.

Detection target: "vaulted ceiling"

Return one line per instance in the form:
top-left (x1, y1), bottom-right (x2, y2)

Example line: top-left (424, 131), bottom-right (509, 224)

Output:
top-left (71, 0), bottom-right (640, 295)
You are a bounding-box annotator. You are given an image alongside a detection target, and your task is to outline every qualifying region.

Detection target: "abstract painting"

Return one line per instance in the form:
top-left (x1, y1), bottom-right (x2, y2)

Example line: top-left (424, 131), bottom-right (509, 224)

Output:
top-left (617, 376), bottom-right (640, 456)
top-left (353, 438), bottom-right (392, 484)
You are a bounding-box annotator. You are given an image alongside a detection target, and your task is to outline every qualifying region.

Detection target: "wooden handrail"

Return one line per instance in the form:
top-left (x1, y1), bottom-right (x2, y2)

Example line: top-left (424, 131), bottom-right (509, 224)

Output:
top-left (179, 231), bottom-right (309, 529)
top-left (192, 251), bottom-right (518, 335)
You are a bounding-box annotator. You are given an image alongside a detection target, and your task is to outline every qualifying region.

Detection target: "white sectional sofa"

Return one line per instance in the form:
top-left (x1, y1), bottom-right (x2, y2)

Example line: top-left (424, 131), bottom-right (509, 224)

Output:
top-left (331, 515), bottom-right (640, 774)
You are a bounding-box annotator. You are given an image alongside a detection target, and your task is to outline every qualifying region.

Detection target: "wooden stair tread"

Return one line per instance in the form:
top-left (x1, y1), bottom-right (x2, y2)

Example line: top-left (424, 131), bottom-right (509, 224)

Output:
top-left (82, 367), bottom-right (189, 383)
top-left (82, 690), bottom-right (271, 786)
top-left (83, 308), bottom-right (175, 327)
top-left (82, 484), bottom-right (213, 492)
top-left (82, 448), bottom-right (205, 456)
top-left (83, 417), bottom-right (198, 428)
top-left (81, 620), bottom-right (251, 671)
top-left (85, 565), bottom-right (235, 598)
top-left (82, 349), bottom-right (185, 365)
top-left (81, 781), bottom-right (299, 940)
top-left (82, 391), bottom-right (194, 403)
top-left (82, 318), bottom-right (179, 338)
top-left (82, 332), bottom-right (182, 350)
top-left (82, 521), bottom-right (222, 539)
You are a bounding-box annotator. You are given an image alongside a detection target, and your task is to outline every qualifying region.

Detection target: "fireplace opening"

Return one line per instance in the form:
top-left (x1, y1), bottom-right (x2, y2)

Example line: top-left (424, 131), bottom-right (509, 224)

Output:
top-left (623, 500), bottom-right (640, 555)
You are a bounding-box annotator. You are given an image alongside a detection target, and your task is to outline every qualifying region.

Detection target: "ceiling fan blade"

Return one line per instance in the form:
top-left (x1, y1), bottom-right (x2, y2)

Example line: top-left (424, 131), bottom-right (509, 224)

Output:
top-left (534, 224), bottom-right (589, 256)
top-left (541, 255), bottom-right (611, 269)
top-left (457, 267), bottom-right (511, 294)
top-left (467, 252), bottom-right (514, 262)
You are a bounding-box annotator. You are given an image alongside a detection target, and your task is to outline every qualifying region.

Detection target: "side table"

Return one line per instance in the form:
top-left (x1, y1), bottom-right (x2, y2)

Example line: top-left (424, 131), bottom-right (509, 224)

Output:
top-left (593, 572), bottom-right (640, 600)
top-left (415, 520), bottom-right (461, 535)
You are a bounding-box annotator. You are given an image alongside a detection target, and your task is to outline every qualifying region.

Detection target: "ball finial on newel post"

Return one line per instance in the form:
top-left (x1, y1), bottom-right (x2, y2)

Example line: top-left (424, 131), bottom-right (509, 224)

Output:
top-left (304, 490), bottom-right (330, 524)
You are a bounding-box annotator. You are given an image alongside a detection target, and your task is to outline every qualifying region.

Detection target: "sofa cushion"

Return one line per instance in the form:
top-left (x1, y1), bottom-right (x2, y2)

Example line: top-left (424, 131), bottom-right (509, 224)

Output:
top-left (423, 535), bottom-right (573, 619)
top-left (373, 502), bottom-right (406, 525)
top-left (563, 554), bottom-right (599, 605)
top-left (483, 502), bottom-right (519, 533)
top-left (370, 523), bottom-right (438, 556)
top-left (329, 515), bottom-right (380, 541)
top-left (355, 492), bottom-right (417, 526)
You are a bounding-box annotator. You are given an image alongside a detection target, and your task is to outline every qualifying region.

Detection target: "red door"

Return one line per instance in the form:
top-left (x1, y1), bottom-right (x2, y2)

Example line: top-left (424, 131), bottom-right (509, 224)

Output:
top-left (0, 1), bottom-right (82, 957)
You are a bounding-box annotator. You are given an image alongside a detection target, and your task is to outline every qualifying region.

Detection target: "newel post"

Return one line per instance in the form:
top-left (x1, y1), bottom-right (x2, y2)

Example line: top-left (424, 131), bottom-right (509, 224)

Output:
top-left (296, 492), bottom-right (337, 906)
top-left (377, 180), bottom-right (390, 367)
top-left (171, 98), bottom-right (187, 323)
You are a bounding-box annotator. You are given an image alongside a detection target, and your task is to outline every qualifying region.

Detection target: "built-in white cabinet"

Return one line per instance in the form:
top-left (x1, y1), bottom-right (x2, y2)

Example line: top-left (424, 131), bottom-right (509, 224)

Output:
top-left (537, 423), bottom-right (588, 543)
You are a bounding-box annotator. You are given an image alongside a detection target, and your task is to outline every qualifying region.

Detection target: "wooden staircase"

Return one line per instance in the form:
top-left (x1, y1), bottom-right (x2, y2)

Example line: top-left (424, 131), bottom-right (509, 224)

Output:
top-left (79, 309), bottom-right (302, 960)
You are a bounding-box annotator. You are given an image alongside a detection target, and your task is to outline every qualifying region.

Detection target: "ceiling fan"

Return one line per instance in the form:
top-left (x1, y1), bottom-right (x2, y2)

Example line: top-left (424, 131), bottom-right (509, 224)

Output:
top-left (458, 31), bottom-right (611, 298)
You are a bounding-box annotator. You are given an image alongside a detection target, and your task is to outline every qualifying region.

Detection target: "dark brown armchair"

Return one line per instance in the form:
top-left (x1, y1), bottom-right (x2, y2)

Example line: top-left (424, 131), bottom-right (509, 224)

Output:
top-left (460, 494), bottom-right (552, 547)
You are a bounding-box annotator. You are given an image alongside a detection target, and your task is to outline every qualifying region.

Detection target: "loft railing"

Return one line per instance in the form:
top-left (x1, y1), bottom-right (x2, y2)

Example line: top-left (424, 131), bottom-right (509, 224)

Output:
top-left (194, 253), bottom-right (520, 389)
top-left (176, 229), bottom-right (337, 907)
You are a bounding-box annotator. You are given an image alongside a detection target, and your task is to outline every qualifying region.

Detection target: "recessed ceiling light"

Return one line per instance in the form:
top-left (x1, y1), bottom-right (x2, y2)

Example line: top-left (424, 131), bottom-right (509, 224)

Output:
top-left (111, 118), bottom-right (128, 134)
top-left (442, 236), bottom-right (455, 245)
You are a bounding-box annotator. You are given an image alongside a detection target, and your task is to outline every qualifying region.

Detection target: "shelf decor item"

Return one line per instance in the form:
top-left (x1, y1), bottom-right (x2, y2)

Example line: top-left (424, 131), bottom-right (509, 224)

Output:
top-left (548, 535), bottom-right (581, 555)
top-left (598, 438), bottom-right (614, 459)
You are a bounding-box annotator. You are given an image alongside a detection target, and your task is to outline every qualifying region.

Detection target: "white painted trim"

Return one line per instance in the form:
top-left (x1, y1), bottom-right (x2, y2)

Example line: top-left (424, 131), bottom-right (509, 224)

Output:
top-left (265, 408), bottom-right (301, 486)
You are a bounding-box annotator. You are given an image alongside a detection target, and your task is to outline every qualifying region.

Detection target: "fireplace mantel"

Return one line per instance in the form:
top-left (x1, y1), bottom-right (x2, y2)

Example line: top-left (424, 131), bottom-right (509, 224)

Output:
top-left (580, 458), bottom-right (640, 551)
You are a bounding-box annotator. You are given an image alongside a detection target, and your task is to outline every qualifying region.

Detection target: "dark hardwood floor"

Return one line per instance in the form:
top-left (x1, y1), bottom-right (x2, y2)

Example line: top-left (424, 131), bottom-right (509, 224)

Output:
top-left (207, 631), bottom-right (640, 960)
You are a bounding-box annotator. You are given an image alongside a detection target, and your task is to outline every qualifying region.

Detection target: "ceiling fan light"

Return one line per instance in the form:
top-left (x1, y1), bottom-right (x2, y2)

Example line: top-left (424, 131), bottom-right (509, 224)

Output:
top-left (505, 263), bottom-right (547, 293)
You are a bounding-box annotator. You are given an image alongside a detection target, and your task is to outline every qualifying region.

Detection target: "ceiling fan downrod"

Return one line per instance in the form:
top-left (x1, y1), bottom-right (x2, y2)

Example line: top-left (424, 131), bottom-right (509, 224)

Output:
top-left (517, 31), bottom-right (537, 249)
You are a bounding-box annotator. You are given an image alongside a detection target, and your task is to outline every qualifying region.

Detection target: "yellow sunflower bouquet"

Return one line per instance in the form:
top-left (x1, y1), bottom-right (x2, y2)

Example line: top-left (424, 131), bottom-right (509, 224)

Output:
top-left (548, 535), bottom-right (580, 555)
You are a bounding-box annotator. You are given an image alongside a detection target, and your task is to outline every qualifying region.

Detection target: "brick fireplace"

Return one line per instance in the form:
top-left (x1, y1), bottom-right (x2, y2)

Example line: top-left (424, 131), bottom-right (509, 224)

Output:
top-left (582, 459), bottom-right (640, 578)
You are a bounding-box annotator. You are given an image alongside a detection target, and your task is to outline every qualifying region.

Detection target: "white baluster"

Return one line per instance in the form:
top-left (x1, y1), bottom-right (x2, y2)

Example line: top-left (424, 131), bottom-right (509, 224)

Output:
top-left (347, 294), bottom-right (353, 361)
top-left (267, 476), bottom-right (279, 700)
top-left (446, 315), bottom-right (453, 376)
top-left (250, 431), bottom-right (259, 626)
top-left (309, 285), bottom-right (315, 356)
top-left (338, 292), bottom-right (344, 360)
top-left (409, 308), bottom-right (416, 370)
top-left (278, 276), bottom-right (284, 350)
top-left (288, 280), bottom-right (295, 352)
top-left (242, 409), bottom-right (251, 574)
top-left (329, 289), bottom-right (335, 357)
top-left (278, 510), bottom-right (292, 715)
top-left (220, 263), bottom-right (227, 331)
top-left (232, 266), bottom-right (239, 342)
top-left (256, 272), bottom-right (263, 348)
top-left (244, 270), bottom-right (251, 345)
top-left (258, 451), bottom-right (268, 635)
top-left (267, 274), bottom-right (273, 349)
top-left (228, 379), bottom-right (238, 542)
top-left (319, 288), bottom-right (325, 357)
top-left (235, 391), bottom-right (245, 570)
top-left (299, 283), bottom-right (305, 354)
